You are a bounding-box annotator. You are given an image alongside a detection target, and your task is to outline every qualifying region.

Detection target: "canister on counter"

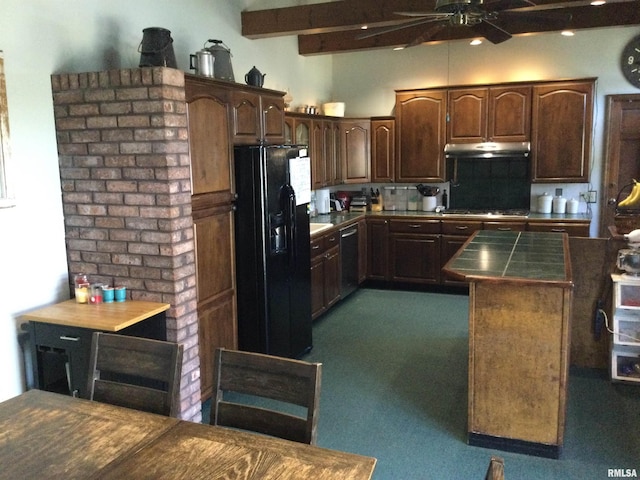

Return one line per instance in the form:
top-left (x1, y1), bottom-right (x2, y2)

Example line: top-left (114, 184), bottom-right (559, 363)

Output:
top-left (89, 284), bottom-right (103, 304)
top-left (74, 273), bottom-right (89, 304)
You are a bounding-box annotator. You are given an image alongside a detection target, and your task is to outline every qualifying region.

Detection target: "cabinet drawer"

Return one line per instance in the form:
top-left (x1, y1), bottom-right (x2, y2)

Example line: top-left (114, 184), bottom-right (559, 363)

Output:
top-left (527, 222), bottom-right (589, 236)
top-left (389, 219), bottom-right (441, 234)
top-left (324, 231), bottom-right (340, 250)
top-left (441, 220), bottom-right (483, 236)
top-left (31, 322), bottom-right (93, 350)
top-left (310, 237), bottom-right (324, 258)
top-left (483, 221), bottom-right (526, 232)
top-left (613, 314), bottom-right (640, 346)
top-left (611, 348), bottom-right (640, 383)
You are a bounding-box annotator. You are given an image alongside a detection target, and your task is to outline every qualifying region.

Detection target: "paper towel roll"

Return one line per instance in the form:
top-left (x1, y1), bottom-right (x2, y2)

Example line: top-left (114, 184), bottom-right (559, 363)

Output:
top-left (316, 188), bottom-right (330, 214)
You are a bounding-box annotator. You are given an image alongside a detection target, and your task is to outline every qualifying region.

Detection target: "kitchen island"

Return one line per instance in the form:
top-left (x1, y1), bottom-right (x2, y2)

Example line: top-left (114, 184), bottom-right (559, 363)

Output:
top-left (442, 230), bottom-right (573, 459)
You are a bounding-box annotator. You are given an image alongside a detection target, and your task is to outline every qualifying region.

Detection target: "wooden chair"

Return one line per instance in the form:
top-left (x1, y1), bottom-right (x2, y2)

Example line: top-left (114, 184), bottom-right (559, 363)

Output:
top-left (485, 456), bottom-right (505, 480)
top-left (86, 332), bottom-right (183, 417)
top-left (210, 347), bottom-right (322, 444)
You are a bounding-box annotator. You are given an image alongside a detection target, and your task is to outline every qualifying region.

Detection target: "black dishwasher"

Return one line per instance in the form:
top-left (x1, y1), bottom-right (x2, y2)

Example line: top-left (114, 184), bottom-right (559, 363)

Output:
top-left (340, 224), bottom-right (359, 298)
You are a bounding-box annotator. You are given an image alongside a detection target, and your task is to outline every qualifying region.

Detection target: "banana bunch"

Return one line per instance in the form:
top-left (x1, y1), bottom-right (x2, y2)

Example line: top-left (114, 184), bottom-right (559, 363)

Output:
top-left (618, 179), bottom-right (640, 208)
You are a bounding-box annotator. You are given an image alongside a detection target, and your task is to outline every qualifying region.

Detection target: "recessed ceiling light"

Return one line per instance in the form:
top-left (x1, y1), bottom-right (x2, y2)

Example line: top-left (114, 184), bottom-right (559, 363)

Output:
top-left (590, 0), bottom-right (606, 5)
top-left (393, 46), bottom-right (405, 51)
top-left (470, 39), bottom-right (482, 45)
top-left (361, 25), bottom-right (368, 30)
top-left (561, 30), bottom-right (575, 36)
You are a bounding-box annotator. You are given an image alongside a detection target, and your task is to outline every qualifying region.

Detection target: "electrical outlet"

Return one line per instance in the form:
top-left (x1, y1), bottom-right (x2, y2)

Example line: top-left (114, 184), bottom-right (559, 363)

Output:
top-left (580, 191), bottom-right (597, 203)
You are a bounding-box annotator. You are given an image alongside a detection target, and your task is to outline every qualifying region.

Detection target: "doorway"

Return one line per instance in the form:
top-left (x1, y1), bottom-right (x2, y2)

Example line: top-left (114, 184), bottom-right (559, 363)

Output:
top-left (600, 94), bottom-right (640, 237)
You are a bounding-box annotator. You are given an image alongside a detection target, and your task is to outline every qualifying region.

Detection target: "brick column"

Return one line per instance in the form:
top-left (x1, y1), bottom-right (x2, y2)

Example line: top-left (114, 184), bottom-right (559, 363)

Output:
top-left (51, 67), bottom-right (201, 421)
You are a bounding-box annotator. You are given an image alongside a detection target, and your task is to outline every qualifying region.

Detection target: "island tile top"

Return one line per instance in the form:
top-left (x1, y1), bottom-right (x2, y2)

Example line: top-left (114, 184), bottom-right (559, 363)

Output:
top-left (444, 230), bottom-right (571, 283)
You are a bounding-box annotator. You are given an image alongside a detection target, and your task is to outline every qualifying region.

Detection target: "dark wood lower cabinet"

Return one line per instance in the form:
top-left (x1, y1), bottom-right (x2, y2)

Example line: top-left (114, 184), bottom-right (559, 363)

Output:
top-left (310, 232), bottom-right (341, 320)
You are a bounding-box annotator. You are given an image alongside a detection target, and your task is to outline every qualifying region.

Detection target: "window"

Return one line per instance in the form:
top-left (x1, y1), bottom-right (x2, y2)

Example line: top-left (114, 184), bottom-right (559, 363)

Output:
top-left (0, 51), bottom-right (14, 208)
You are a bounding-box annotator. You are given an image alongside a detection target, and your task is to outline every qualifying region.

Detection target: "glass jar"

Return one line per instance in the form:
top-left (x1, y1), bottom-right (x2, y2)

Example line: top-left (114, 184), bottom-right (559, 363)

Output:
top-left (74, 273), bottom-right (89, 304)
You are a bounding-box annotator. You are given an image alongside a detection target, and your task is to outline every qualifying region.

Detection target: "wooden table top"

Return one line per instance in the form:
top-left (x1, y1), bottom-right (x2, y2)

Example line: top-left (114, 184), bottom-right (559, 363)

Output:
top-left (0, 390), bottom-right (376, 479)
top-left (19, 299), bottom-right (170, 331)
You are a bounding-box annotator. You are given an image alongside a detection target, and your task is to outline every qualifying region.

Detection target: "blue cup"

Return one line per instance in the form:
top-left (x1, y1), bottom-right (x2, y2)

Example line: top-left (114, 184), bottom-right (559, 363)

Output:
top-left (103, 286), bottom-right (114, 303)
top-left (114, 286), bottom-right (127, 302)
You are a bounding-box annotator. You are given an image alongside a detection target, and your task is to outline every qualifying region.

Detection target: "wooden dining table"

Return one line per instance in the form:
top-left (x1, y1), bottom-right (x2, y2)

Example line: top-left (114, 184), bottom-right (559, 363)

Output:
top-left (0, 390), bottom-right (376, 479)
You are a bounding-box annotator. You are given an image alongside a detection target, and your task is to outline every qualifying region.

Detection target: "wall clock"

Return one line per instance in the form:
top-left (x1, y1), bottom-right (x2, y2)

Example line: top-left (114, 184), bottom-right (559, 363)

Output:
top-left (621, 34), bottom-right (640, 89)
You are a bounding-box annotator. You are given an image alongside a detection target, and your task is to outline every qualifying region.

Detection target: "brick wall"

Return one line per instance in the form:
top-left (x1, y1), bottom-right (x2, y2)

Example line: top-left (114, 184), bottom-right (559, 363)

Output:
top-left (51, 67), bottom-right (201, 421)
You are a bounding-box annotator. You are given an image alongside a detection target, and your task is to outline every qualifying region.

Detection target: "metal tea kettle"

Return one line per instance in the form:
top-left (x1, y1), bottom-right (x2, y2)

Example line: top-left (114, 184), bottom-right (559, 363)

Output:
top-left (189, 48), bottom-right (214, 77)
top-left (245, 66), bottom-right (265, 87)
top-left (205, 39), bottom-right (235, 81)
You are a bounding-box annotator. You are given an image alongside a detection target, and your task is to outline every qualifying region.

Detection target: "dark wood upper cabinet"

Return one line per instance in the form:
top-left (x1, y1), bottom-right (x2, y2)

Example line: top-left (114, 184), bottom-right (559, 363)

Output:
top-left (531, 79), bottom-right (595, 183)
top-left (447, 88), bottom-right (487, 143)
top-left (447, 86), bottom-right (531, 143)
top-left (340, 119), bottom-right (370, 184)
top-left (230, 89), bottom-right (285, 145)
top-left (371, 117), bottom-right (395, 183)
top-left (488, 86), bottom-right (531, 142)
top-left (395, 89), bottom-right (447, 182)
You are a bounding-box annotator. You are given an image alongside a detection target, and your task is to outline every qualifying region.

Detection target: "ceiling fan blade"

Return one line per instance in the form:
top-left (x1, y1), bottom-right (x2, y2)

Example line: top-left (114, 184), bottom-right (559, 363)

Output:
top-left (405, 23), bottom-right (448, 48)
top-left (395, 10), bottom-right (454, 18)
top-left (472, 20), bottom-right (513, 43)
top-left (357, 17), bottom-right (448, 40)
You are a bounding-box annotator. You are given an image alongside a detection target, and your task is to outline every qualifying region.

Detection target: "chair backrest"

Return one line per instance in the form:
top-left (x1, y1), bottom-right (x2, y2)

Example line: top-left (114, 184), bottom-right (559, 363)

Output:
top-left (86, 332), bottom-right (183, 417)
top-left (485, 456), bottom-right (505, 480)
top-left (210, 348), bottom-right (322, 444)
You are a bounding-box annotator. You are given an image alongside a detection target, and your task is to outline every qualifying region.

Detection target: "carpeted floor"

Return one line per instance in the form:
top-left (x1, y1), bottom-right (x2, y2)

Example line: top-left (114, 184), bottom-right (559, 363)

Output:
top-left (204, 288), bottom-right (640, 479)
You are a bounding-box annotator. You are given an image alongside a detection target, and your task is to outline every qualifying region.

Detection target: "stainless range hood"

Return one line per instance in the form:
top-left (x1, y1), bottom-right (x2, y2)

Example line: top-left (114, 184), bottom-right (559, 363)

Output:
top-left (444, 142), bottom-right (530, 158)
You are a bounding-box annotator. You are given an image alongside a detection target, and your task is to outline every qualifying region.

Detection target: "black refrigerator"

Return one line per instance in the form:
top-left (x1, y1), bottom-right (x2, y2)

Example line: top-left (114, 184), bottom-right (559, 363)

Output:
top-left (233, 145), bottom-right (312, 358)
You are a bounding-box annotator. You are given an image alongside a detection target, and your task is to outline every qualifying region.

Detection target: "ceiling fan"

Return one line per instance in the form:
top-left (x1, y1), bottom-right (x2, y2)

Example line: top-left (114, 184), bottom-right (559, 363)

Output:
top-left (358, 0), bottom-right (573, 46)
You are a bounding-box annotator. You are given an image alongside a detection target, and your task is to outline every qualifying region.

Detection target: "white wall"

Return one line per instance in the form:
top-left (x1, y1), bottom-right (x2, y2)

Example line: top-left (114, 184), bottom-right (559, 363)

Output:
top-left (0, 0), bottom-right (332, 402)
top-left (330, 26), bottom-right (640, 231)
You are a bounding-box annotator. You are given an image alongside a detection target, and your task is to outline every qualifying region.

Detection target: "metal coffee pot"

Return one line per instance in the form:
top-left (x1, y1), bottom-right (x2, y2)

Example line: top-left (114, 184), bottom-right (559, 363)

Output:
top-left (245, 66), bottom-right (266, 87)
top-left (189, 49), bottom-right (214, 77)
top-left (205, 39), bottom-right (235, 81)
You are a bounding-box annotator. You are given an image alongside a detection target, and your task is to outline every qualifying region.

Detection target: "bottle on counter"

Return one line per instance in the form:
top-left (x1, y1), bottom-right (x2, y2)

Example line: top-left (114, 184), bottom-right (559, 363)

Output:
top-left (442, 189), bottom-right (448, 209)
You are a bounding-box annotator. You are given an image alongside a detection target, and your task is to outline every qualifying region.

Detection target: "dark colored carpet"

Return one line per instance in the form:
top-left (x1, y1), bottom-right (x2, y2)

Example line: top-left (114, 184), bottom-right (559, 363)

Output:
top-left (204, 288), bottom-right (640, 479)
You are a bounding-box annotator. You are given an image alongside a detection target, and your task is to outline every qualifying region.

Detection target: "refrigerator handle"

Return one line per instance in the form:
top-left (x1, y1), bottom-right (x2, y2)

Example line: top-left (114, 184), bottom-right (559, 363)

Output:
top-left (282, 183), bottom-right (297, 271)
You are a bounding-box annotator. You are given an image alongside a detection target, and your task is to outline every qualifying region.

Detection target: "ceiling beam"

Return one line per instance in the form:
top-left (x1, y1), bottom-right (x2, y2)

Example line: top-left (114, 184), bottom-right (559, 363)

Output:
top-left (241, 0), bottom-right (610, 39)
top-left (296, 2), bottom-right (640, 55)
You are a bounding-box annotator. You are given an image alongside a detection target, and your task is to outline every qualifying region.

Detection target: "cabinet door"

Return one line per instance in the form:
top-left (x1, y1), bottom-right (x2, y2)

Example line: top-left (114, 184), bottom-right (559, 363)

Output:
top-left (371, 117), bottom-right (395, 183)
top-left (311, 119), bottom-right (326, 189)
top-left (193, 205), bottom-right (237, 400)
top-left (488, 85), bottom-right (531, 142)
top-left (325, 120), bottom-right (341, 185)
top-left (390, 234), bottom-right (441, 284)
top-left (396, 90), bottom-right (446, 182)
top-left (367, 218), bottom-right (389, 280)
top-left (358, 219), bottom-right (367, 284)
top-left (341, 119), bottom-right (370, 184)
top-left (295, 116), bottom-right (311, 146)
top-left (185, 78), bottom-right (232, 198)
top-left (310, 252), bottom-right (326, 320)
top-left (531, 80), bottom-right (594, 182)
top-left (447, 88), bottom-right (487, 143)
top-left (231, 90), bottom-right (261, 144)
top-left (261, 94), bottom-right (285, 144)
top-left (324, 245), bottom-right (341, 309)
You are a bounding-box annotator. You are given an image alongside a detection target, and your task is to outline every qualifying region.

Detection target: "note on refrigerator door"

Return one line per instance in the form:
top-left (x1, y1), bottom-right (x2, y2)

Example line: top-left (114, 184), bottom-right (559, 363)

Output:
top-left (289, 156), bottom-right (311, 206)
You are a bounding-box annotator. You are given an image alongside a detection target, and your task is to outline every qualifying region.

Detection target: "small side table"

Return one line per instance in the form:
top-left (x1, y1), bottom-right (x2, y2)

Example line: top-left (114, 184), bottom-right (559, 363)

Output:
top-left (21, 300), bottom-right (170, 398)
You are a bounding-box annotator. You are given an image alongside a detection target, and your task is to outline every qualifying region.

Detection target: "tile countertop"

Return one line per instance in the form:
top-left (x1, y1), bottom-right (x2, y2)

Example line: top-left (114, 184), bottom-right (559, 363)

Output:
top-left (310, 210), bottom-right (591, 232)
top-left (442, 230), bottom-right (572, 284)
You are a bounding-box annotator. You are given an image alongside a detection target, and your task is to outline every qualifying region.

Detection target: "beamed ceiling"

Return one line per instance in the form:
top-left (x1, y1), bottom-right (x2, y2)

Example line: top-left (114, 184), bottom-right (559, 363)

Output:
top-left (241, 0), bottom-right (640, 55)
